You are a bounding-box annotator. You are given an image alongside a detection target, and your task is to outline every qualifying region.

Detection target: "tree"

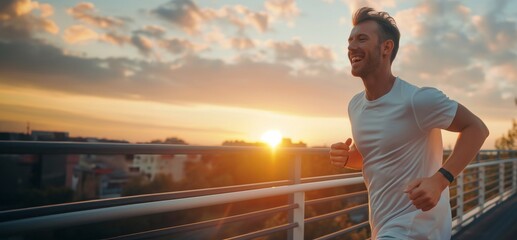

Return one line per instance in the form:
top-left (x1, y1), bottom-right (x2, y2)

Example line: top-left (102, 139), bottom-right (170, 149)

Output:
top-left (148, 137), bottom-right (188, 145)
top-left (495, 98), bottom-right (517, 150)
top-left (495, 119), bottom-right (516, 150)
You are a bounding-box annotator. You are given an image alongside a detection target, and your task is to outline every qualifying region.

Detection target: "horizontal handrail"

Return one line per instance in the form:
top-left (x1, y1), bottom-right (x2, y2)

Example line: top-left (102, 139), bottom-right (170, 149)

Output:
top-left (463, 178), bottom-right (479, 186)
top-left (0, 172), bottom-right (363, 222)
top-left (301, 173), bottom-right (362, 183)
top-left (463, 196), bottom-right (478, 205)
top-left (226, 223), bottom-right (298, 240)
top-left (2, 141), bottom-right (516, 156)
top-left (0, 177), bottom-right (364, 235)
top-left (305, 190), bottom-right (368, 206)
top-left (0, 180), bottom-right (291, 221)
top-left (465, 159), bottom-right (517, 169)
top-left (305, 203), bottom-right (368, 224)
top-left (485, 172), bottom-right (500, 179)
top-left (485, 179), bottom-right (500, 187)
top-left (107, 204), bottom-right (299, 240)
top-left (463, 187), bottom-right (480, 196)
top-left (485, 187), bottom-right (500, 196)
top-left (314, 220), bottom-right (369, 240)
top-left (0, 141), bottom-right (328, 155)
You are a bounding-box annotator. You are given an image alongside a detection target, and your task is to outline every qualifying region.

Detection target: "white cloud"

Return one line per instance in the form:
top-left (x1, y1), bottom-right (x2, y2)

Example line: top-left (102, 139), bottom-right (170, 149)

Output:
top-left (343, 0), bottom-right (397, 14)
top-left (152, 0), bottom-right (270, 35)
top-left (133, 25), bottom-right (166, 39)
top-left (230, 37), bottom-right (255, 50)
top-left (265, 0), bottom-right (300, 19)
top-left (269, 39), bottom-right (335, 65)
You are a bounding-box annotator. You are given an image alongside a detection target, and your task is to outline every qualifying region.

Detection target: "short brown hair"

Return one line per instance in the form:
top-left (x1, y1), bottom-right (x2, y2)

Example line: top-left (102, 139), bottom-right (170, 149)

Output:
top-left (352, 7), bottom-right (400, 63)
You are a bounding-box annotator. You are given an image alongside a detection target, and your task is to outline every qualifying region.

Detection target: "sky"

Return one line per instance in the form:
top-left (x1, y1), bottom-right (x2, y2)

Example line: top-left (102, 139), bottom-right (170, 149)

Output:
top-left (0, 0), bottom-right (516, 148)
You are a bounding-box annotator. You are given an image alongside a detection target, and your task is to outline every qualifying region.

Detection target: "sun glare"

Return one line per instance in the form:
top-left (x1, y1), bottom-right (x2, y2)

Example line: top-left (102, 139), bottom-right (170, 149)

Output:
top-left (261, 130), bottom-right (282, 148)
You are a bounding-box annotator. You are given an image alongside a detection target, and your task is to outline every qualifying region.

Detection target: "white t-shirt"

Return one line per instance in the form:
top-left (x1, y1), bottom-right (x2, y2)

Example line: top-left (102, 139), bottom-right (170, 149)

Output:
top-left (348, 77), bottom-right (458, 239)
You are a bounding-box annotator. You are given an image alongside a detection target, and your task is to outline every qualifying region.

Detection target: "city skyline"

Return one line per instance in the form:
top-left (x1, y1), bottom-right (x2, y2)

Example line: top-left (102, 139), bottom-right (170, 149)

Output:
top-left (1, 0), bottom-right (516, 148)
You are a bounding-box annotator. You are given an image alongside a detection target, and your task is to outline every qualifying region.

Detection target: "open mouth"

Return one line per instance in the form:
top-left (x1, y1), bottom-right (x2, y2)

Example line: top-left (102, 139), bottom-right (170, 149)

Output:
top-left (351, 56), bottom-right (363, 64)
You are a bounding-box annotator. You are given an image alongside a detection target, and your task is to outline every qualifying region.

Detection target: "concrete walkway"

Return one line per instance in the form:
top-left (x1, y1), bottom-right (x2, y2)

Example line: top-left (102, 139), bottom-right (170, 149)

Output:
top-left (452, 194), bottom-right (517, 240)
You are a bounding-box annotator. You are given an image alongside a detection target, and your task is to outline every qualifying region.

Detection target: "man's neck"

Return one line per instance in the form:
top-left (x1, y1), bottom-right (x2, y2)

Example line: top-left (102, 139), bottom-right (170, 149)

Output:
top-left (361, 69), bottom-right (396, 101)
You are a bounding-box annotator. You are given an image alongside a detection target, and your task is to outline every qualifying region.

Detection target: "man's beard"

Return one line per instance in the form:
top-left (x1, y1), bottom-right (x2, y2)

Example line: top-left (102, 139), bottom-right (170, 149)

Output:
top-left (351, 46), bottom-right (382, 78)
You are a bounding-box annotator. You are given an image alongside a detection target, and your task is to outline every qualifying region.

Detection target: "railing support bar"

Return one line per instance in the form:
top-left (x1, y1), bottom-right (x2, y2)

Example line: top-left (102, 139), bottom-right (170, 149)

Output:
top-left (499, 163), bottom-right (504, 203)
top-left (288, 154), bottom-right (304, 240)
top-left (479, 166), bottom-right (485, 215)
top-left (456, 172), bottom-right (464, 231)
top-left (513, 161), bottom-right (517, 194)
top-left (293, 191), bottom-right (305, 240)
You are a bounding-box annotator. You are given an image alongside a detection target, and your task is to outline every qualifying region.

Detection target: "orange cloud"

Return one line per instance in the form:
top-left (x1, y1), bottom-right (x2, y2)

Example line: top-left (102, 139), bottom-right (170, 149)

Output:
top-left (40, 18), bottom-right (58, 34)
top-left (0, 0), bottom-right (59, 37)
top-left (37, 3), bottom-right (53, 17)
top-left (100, 31), bottom-right (130, 46)
top-left (63, 25), bottom-right (98, 44)
top-left (67, 2), bottom-right (125, 29)
top-left (230, 37), bottom-right (255, 50)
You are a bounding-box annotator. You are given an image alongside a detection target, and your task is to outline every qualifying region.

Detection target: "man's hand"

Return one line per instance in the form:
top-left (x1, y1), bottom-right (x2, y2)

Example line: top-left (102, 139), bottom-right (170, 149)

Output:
top-left (404, 173), bottom-right (450, 211)
top-left (330, 138), bottom-right (353, 168)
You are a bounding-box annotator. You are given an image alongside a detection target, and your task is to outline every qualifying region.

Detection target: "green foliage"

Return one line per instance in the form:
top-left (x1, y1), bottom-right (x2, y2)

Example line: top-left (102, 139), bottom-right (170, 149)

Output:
top-left (495, 119), bottom-right (516, 150)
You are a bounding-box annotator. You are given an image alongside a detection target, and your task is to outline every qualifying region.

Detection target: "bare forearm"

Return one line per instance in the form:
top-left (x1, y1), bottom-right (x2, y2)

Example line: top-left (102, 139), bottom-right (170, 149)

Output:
top-left (443, 122), bottom-right (489, 177)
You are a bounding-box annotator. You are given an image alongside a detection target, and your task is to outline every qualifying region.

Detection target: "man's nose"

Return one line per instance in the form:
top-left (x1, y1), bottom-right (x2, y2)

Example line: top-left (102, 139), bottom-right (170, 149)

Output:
top-left (348, 41), bottom-right (357, 51)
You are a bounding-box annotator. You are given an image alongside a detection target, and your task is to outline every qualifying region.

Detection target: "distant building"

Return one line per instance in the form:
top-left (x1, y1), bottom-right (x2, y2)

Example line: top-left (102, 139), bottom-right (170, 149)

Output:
top-left (280, 138), bottom-right (307, 148)
top-left (73, 153), bottom-right (134, 199)
top-left (31, 130), bottom-right (69, 141)
top-left (222, 140), bottom-right (266, 147)
top-left (0, 130), bottom-right (131, 205)
top-left (0, 130), bottom-right (76, 188)
top-left (222, 138), bottom-right (307, 148)
top-left (0, 130), bottom-right (79, 209)
top-left (132, 154), bottom-right (200, 182)
top-left (0, 132), bottom-right (30, 141)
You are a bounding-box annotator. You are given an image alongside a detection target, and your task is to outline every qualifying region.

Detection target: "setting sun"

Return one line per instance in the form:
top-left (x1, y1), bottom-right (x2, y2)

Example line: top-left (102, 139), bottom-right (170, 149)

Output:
top-left (261, 130), bottom-right (282, 148)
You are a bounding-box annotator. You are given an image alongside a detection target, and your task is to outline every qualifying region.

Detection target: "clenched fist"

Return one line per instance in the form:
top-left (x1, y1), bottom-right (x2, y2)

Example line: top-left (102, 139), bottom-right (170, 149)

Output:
top-left (329, 138), bottom-right (353, 168)
top-left (404, 173), bottom-right (450, 211)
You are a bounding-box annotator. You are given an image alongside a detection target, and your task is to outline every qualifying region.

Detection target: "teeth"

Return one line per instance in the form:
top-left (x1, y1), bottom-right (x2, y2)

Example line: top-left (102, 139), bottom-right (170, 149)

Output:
top-left (352, 57), bottom-right (362, 63)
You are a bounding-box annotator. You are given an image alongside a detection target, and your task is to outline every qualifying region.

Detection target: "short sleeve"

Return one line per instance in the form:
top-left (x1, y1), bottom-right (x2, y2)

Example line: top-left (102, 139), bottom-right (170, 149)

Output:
top-left (412, 87), bottom-right (458, 131)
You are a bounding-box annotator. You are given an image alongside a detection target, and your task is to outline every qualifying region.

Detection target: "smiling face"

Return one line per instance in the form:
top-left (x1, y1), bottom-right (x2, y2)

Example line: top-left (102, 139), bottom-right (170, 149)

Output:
top-left (348, 20), bottom-right (383, 78)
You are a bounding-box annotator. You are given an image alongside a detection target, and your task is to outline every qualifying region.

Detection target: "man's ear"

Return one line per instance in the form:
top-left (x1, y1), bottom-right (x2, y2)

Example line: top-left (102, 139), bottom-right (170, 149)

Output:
top-left (383, 39), bottom-right (394, 58)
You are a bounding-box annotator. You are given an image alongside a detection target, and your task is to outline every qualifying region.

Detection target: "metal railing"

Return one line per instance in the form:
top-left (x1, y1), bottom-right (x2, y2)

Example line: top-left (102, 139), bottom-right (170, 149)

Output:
top-left (0, 141), bottom-right (515, 239)
top-left (449, 150), bottom-right (517, 234)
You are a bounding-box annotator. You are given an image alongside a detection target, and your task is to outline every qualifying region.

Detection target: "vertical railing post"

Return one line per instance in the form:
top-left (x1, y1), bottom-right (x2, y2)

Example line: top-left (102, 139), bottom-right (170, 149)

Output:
top-left (499, 162), bottom-right (504, 203)
top-left (288, 154), bottom-right (304, 240)
top-left (512, 158), bottom-right (517, 193)
top-left (479, 166), bottom-right (485, 215)
top-left (456, 172), bottom-right (464, 230)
